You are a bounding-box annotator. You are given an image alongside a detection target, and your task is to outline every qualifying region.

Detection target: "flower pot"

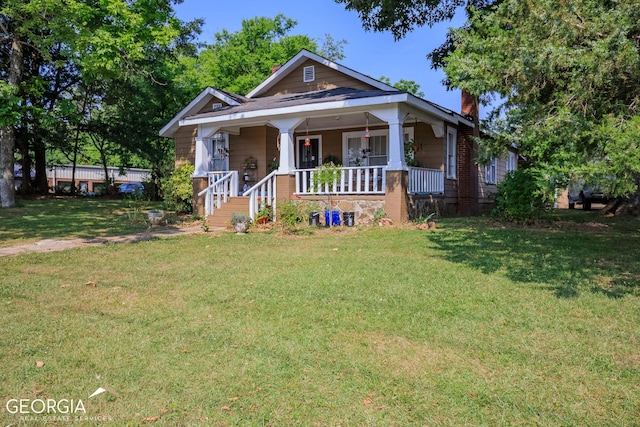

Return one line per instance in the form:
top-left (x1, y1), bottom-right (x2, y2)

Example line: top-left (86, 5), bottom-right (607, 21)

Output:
top-left (233, 221), bottom-right (249, 234)
top-left (343, 211), bottom-right (355, 227)
top-left (324, 210), bottom-right (341, 227)
top-left (148, 211), bottom-right (164, 227)
top-left (309, 212), bottom-right (320, 226)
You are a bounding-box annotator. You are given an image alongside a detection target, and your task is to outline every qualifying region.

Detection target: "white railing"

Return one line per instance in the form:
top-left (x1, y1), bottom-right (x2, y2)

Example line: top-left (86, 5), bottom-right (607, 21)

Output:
top-left (295, 166), bottom-right (386, 195)
top-left (244, 171), bottom-right (277, 221)
top-left (408, 167), bottom-right (444, 194)
top-left (197, 171), bottom-right (239, 216)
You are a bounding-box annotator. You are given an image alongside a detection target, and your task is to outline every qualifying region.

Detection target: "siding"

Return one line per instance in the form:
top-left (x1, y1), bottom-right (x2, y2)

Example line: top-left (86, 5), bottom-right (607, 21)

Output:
top-left (175, 126), bottom-right (197, 168)
top-left (262, 59), bottom-right (378, 96)
top-left (230, 126), bottom-right (268, 182)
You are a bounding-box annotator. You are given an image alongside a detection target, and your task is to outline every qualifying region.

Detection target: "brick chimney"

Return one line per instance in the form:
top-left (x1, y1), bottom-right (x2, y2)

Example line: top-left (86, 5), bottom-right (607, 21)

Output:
top-left (457, 89), bottom-right (480, 216)
top-left (271, 65), bottom-right (282, 74)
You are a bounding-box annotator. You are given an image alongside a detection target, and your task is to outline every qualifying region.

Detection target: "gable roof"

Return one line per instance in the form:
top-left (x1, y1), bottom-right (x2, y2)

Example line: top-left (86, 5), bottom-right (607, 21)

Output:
top-left (246, 49), bottom-right (398, 98)
top-left (159, 87), bottom-right (245, 138)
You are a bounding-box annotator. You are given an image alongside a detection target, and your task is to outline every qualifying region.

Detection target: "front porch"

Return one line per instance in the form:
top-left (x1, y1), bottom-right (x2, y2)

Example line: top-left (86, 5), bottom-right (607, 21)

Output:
top-left (196, 165), bottom-right (445, 227)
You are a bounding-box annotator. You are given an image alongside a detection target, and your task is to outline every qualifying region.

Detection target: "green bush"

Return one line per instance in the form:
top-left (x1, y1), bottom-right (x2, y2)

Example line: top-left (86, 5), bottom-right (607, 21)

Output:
top-left (493, 168), bottom-right (554, 223)
top-left (163, 163), bottom-right (194, 214)
top-left (277, 199), bottom-right (306, 229)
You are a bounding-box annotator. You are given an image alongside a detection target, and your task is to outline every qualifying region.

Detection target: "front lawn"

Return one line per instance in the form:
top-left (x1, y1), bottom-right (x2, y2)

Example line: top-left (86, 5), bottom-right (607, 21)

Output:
top-left (0, 216), bottom-right (638, 425)
top-left (0, 197), bottom-right (166, 247)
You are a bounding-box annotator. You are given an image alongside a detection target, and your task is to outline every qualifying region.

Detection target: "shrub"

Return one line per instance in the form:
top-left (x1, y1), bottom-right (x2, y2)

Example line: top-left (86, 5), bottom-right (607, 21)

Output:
top-left (493, 168), bottom-right (555, 223)
top-left (277, 199), bottom-right (305, 229)
top-left (163, 163), bottom-right (194, 214)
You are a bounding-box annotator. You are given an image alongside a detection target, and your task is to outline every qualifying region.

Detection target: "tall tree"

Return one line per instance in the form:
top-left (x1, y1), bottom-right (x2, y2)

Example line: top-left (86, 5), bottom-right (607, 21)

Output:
top-left (178, 15), bottom-right (347, 96)
top-left (443, 0), bottom-right (640, 197)
top-left (0, 0), bottom-right (199, 206)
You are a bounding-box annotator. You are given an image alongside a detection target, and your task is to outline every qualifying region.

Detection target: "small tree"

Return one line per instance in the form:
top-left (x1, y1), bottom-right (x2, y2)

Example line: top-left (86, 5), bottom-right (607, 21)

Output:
top-left (311, 162), bottom-right (343, 226)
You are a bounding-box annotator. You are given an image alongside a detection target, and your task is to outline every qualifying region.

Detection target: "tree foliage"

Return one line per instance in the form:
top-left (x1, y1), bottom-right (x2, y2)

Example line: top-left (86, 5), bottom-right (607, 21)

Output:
top-left (177, 15), bottom-right (347, 96)
top-left (0, 0), bottom-right (200, 205)
top-left (335, 0), bottom-right (497, 40)
top-left (443, 0), bottom-right (640, 197)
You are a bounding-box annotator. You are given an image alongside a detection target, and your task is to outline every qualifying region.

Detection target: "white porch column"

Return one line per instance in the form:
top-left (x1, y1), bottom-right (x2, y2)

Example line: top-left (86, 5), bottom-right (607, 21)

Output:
top-left (270, 118), bottom-right (305, 174)
top-left (193, 125), bottom-right (220, 177)
top-left (193, 135), bottom-right (208, 177)
top-left (372, 107), bottom-right (409, 171)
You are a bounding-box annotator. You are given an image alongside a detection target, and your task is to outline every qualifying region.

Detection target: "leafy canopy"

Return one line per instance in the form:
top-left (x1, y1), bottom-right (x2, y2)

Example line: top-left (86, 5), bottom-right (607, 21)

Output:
top-left (178, 15), bottom-right (346, 96)
top-left (444, 0), bottom-right (640, 196)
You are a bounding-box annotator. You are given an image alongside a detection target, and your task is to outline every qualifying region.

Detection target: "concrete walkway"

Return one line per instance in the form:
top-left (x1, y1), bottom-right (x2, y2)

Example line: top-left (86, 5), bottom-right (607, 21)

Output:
top-left (0, 225), bottom-right (207, 257)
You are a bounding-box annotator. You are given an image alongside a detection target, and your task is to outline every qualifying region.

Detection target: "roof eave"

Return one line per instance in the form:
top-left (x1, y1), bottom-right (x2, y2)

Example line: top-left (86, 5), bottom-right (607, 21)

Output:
top-left (159, 87), bottom-right (243, 138)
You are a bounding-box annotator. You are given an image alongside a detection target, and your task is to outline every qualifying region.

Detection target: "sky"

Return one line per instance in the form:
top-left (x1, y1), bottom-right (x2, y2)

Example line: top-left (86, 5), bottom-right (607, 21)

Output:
top-left (173, 0), bottom-right (468, 114)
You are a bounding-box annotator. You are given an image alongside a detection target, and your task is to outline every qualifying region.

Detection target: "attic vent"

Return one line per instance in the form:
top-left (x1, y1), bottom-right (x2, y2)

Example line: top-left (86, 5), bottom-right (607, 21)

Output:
top-left (212, 103), bottom-right (223, 110)
top-left (303, 65), bottom-right (315, 83)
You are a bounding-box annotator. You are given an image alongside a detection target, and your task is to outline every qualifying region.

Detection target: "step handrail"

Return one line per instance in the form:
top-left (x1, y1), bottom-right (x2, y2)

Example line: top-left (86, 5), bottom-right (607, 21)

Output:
top-left (197, 171), bottom-right (238, 216)
top-left (243, 170), bottom-right (277, 220)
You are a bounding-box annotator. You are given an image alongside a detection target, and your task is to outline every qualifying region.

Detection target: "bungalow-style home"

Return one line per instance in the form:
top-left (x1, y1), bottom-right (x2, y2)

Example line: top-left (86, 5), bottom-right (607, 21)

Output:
top-left (160, 49), bottom-right (516, 226)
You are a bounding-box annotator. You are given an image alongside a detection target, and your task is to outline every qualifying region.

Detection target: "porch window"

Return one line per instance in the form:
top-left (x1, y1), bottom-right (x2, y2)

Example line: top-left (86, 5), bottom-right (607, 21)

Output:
top-left (485, 157), bottom-right (497, 184)
top-left (208, 133), bottom-right (229, 172)
top-left (343, 130), bottom-right (387, 166)
top-left (446, 127), bottom-right (457, 179)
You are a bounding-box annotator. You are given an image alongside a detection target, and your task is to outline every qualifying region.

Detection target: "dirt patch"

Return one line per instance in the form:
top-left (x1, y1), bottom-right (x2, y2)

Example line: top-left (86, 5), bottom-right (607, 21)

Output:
top-left (0, 225), bottom-right (206, 258)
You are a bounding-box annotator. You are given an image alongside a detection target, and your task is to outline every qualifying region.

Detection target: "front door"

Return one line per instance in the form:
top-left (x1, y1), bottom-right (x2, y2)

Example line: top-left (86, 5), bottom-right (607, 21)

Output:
top-left (209, 134), bottom-right (229, 172)
top-left (298, 137), bottom-right (320, 169)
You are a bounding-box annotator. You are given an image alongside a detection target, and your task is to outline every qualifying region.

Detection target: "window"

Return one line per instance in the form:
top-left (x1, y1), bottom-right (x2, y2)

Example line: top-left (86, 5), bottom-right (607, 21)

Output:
top-left (303, 65), bottom-right (315, 83)
top-left (507, 151), bottom-right (517, 172)
top-left (446, 127), bottom-right (457, 179)
top-left (343, 130), bottom-right (387, 166)
top-left (485, 157), bottom-right (497, 184)
top-left (212, 102), bottom-right (222, 110)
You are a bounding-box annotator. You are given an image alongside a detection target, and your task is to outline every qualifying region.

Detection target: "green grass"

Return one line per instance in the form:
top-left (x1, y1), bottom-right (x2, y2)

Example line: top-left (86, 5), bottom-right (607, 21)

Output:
top-left (0, 197), bottom-right (165, 247)
top-left (0, 211), bottom-right (639, 425)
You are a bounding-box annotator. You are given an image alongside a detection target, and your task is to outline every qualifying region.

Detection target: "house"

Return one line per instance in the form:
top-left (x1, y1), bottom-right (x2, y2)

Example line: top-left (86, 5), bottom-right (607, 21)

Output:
top-left (160, 49), bottom-right (516, 226)
top-left (46, 164), bottom-right (151, 194)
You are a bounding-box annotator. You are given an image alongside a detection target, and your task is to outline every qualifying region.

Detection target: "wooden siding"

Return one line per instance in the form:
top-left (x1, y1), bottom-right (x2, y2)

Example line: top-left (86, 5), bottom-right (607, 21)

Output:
top-left (262, 59), bottom-right (379, 96)
top-left (175, 125), bottom-right (197, 168)
top-left (411, 122), bottom-right (444, 170)
top-left (478, 154), bottom-right (511, 203)
top-left (196, 97), bottom-right (232, 114)
top-left (229, 126), bottom-right (268, 183)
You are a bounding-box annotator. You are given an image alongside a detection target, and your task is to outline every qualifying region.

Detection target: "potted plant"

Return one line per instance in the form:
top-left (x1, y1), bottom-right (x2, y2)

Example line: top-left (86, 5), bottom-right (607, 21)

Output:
top-left (148, 209), bottom-right (164, 227)
top-left (256, 202), bottom-right (273, 224)
top-left (230, 213), bottom-right (251, 234)
top-left (313, 162), bottom-right (343, 226)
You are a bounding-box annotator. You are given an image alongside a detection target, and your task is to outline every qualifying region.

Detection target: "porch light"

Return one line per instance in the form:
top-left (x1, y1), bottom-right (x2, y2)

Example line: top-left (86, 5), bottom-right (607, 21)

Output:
top-left (364, 112), bottom-right (371, 139)
top-left (305, 118), bottom-right (311, 146)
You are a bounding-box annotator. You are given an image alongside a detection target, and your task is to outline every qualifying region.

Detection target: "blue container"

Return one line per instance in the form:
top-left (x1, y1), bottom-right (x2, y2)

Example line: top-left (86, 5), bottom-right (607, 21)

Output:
top-left (324, 210), bottom-right (341, 226)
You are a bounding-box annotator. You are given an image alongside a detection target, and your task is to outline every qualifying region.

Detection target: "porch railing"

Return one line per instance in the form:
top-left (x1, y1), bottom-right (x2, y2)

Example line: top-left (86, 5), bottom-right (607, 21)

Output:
top-left (408, 167), bottom-right (444, 194)
top-left (197, 171), bottom-right (239, 216)
top-left (244, 170), bottom-right (277, 221)
top-left (295, 165), bottom-right (386, 195)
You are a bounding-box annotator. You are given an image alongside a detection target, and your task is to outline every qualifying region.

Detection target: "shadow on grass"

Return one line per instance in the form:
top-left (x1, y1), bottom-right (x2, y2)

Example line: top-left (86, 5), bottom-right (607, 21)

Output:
top-left (427, 219), bottom-right (640, 298)
top-left (0, 197), bottom-right (163, 243)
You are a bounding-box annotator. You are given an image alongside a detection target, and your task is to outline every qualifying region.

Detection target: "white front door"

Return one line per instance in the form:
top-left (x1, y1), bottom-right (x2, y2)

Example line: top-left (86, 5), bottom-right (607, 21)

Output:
top-left (208, 133), bottom-right (229, 172)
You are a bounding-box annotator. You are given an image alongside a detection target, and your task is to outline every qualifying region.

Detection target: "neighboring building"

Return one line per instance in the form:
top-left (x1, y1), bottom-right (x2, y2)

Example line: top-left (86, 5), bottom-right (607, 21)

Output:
top-left (46, 164), bottom-right (150, 194)
top-left (160, 49), bottom-right (516, 225)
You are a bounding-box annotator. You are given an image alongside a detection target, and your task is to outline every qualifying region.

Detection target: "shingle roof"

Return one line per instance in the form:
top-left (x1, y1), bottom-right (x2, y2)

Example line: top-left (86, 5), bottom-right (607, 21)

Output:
top-left (185, 87), bottom-right (401, 120)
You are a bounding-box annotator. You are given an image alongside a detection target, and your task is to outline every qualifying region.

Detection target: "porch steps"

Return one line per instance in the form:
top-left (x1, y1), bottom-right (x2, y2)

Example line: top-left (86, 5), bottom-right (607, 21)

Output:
top-left (207, 196), bottom-right (251, 228)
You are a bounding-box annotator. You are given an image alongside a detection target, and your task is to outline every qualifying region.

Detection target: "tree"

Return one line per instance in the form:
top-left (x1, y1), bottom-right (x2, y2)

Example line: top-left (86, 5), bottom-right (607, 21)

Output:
top-left (378, 76), bottom-right (424, 97)
top-left (334, 0), bottom-right (497, 40)
top-left (178, 15), bottom-right (347, 96)
top-left (443, 0), bottom-right (640, 197)
top-left (0, 0), bottom-right (199, 206)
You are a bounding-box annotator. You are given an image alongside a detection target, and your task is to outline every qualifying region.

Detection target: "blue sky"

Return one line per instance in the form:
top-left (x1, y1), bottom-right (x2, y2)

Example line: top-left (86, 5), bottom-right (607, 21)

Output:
top-left (173, 0), bottom-right (467, 114)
